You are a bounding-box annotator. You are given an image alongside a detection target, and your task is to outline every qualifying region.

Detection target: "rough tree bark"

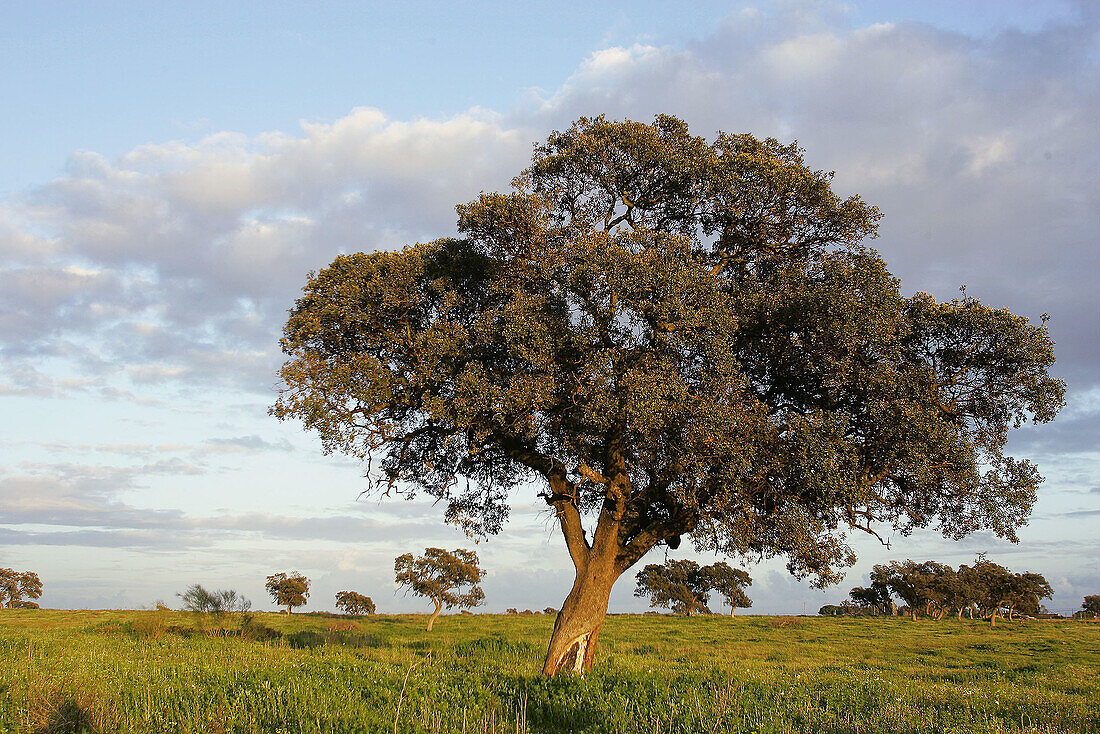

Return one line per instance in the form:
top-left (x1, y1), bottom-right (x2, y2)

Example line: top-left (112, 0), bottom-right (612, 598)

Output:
top-left (540, 474), bottom-right (658, 676)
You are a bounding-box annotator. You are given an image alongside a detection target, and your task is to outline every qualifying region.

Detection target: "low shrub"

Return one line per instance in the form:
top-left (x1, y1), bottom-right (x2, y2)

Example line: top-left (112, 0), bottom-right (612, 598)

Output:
top-left (326, 620), bottom-right (361, 632)
top-left (239, 614), bottom-right (281, 642)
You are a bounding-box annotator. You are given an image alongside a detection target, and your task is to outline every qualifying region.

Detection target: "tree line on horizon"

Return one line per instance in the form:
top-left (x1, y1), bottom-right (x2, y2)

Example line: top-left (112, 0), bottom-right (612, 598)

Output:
top-left (5, 557), bottom-right (1100, 624)
top-left (817, 556), bottom-right (1095, 624)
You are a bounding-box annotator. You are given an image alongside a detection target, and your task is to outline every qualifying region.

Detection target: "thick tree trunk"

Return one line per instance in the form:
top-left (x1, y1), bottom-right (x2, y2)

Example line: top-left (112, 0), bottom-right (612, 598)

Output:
top-left (542, 566), bottom-right (618, 675)
top-left (426, 599), bottom-right (443, 632)
top-left (540, 470), bottom-right (660, 676)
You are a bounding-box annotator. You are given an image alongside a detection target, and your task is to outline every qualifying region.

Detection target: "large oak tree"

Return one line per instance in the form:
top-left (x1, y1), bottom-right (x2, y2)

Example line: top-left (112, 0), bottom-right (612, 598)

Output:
top-left (273, 115), bottom-right (1064, 675)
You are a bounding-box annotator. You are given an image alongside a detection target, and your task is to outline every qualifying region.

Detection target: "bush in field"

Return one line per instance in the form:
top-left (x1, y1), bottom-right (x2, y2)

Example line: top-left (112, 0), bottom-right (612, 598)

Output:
top-left (265, 572), bottom-right (310, 614)
top-left (131, 604), bottom-right (170, 639)
top-left (239, 613), bottom-right (281, 641)
top-left (395, 548), bottom-right (485, 631)
top-left (0, 568), bottom-right (42, 609)
top-left (335, 591), bottom-right (376, 615)
top-left (327, 620), bottom-right (361, 632)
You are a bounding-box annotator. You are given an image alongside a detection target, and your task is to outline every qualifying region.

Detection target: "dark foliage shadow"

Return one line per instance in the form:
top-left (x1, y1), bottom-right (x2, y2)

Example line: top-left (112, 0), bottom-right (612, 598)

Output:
top-left (33, 698), bottom-right (95, 734)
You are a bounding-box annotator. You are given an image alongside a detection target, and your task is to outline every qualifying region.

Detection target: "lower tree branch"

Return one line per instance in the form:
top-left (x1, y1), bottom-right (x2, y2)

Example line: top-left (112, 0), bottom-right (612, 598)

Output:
top-left (548, 474), bottom-right (590, 571)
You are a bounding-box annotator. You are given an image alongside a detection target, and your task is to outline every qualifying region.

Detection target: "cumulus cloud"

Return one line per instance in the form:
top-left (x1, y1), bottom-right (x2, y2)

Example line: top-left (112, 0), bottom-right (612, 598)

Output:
top-left (1, 109), bottom-right (532, 396)
top-left (3, 8), bottom-right (1095, 403)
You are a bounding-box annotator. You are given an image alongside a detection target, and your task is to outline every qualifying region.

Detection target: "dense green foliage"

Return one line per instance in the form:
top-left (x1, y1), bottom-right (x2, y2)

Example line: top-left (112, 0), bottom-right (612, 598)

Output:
top-left (335, 591), bottom-right (376, 615)
top-left (271, 114), bottom-right (1064, 673)
top-left (0, 568), bottom-right (42, 609)
top-left (266, 572), bottom-right (311, 614)
top-left (839, 558), bottom-right (1053, 622)
top-left (634, 560), bottom-right (752, 615)
top-left (2, 609), bottom-right (1098, 733)
top-left (273, 114), bottom-right (1064, 586)
top-left (396, 548), bottom-right (486, 630)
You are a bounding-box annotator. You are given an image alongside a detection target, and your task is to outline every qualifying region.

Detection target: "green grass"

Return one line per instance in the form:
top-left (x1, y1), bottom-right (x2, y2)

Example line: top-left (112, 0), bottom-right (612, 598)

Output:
top-left (1, 609), bottom-right (1097, 733)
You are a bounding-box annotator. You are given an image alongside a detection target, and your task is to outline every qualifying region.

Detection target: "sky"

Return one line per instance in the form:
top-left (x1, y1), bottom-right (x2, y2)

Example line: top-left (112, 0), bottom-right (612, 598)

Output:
top-left (1, 0), bottom-right (1097, 616)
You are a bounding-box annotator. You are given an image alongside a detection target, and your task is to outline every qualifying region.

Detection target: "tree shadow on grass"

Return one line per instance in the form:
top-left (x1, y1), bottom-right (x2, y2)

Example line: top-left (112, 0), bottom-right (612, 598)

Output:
top-left (33, 698), bottom-right (95, 734)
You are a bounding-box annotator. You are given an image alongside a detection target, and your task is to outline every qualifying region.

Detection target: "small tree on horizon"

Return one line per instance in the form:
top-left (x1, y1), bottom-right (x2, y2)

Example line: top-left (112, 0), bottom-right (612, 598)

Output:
top-left (0, 569), bottom-right (43, 609)
top-left (1082, 595), bottom-right (1100, 619)
top-left (335, 590), bottom-right (376, 615)
top-left (394, 548), bottom-right (485, 631)
top-left (849, 584), bottom-right (892, 616)
top-left (705, 562), bottom-right (753, 615)
top-left (634, 559), bottom-right (713, 616)
top-left (265, 572), bottom-right (310, 614)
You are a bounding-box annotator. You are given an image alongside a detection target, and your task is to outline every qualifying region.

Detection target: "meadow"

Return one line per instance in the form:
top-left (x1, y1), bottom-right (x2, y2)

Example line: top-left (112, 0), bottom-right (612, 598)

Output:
top-left (1, 609), bottom-right (1097, 734)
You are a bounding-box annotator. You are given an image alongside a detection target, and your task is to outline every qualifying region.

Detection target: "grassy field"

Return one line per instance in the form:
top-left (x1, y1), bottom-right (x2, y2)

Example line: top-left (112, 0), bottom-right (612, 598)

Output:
top-left (1, 609), bottom-right (1097, 733)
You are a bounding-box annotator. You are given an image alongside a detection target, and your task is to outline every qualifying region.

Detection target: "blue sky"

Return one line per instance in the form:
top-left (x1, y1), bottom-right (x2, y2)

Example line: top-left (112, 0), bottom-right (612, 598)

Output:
top-left (1, 0), bottom-right (1097, 615)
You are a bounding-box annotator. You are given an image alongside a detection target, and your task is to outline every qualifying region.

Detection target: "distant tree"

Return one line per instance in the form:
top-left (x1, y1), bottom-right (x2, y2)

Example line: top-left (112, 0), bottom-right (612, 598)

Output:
top-left (1083, 595), bottom-right (1100, 619)
top-left (634, 560), bottom-right (714, 616)
top-left (334, 591), bottom-right (376, 615)
top-left (272, 114), bottom-right (1065, 675)
top-left (544, 607), bottom-right (559, 615)
top-left (177, 584), bottom-right (251, 615)
top-left (871, 561), bottom-right (950, 620)
top-left (818, 605), bottom-right (843, 616)
top-left (265, 572), bottom-right (310, 614)
top-left (849, 584), bottom-right (893, 616)
top-left (1004, 571), bottom-right (1053, 619)
top-left (932, 567), bottom-right (979, 620)
top-left (0, 569), bottom-right (43, 609)
top-left (394, 548), bottom-right (485, 631)
top-left (963, 556), bottom-right (1052, 626)
top-left (702, 562), bottom-right (753, 615)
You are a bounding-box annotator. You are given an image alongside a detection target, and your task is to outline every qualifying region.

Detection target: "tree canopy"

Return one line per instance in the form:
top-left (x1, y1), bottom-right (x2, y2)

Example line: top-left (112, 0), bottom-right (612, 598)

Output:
top-left (634, 559), bottom-right (714, 616)
top-left (335, 590), bottom-right (376, 615)
top-left (705, 561), bottom-right (753, 614)
top-left (634, 559), bottom-right (752, 615)
top-left (265, 573), bottom-right (310, 614)
top-left (273, 114), bottom-right (1064, 674)
top-left (841, 557), bottom-right (1052, 623)
top-left (394, 547), bottom-right (485, 630)
top-left (0, 568), bottom-right (42, 609)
